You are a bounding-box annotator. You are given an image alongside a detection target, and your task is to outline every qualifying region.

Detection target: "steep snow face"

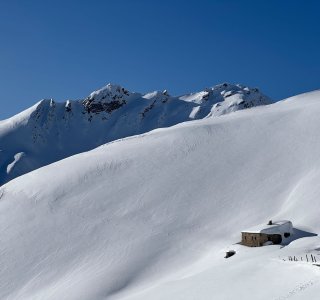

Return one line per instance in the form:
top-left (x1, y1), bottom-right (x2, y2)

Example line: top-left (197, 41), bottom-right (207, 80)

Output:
top-left (0, 90), bottom-right (320, 300)
top-left (0, 83), bottom-right (271, 185)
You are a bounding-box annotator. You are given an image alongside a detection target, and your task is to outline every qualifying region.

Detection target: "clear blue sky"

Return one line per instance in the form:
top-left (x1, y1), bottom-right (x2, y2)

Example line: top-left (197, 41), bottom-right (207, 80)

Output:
top-left (0, 0), bottom-right (319, 119)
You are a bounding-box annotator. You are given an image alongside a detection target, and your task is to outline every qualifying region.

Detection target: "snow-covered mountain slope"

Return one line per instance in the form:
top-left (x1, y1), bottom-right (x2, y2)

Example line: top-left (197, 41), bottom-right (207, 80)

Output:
top-left (0, 83), bottom-right (271, 185)
top-left (1, 90), bottom-right (320, 300)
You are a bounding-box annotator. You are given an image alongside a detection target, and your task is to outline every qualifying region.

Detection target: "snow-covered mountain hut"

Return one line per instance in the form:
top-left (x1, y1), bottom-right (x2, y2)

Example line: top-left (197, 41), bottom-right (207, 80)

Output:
top-left (241, 220), bottom-right (293, 247)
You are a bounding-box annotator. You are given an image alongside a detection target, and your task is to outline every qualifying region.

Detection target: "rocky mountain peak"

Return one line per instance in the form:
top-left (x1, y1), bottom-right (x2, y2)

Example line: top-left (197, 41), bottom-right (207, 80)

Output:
top-left (82, 83), bottom-right (133, 114)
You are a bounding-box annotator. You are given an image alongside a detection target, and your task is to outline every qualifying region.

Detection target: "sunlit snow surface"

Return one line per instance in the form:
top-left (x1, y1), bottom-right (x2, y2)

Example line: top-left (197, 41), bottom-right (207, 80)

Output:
top-left (0, 83), bottom-right (270, 185)
top-left (1, 91), bottom-right (320, 299)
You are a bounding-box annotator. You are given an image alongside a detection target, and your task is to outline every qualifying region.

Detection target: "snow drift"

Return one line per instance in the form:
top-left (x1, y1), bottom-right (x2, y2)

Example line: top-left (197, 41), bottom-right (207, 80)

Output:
top-left (1, 90), bottom-right (320, 299)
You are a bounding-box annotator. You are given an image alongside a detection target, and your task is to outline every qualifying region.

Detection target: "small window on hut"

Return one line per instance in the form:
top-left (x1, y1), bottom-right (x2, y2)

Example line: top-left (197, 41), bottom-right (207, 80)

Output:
top-left (284, 232), bottom-right (290, 238)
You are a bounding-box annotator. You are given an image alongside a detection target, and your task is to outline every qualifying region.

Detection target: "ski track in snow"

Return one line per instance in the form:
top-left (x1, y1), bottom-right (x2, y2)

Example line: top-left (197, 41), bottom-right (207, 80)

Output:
top-left (274, 278), bottom-right (319, 300)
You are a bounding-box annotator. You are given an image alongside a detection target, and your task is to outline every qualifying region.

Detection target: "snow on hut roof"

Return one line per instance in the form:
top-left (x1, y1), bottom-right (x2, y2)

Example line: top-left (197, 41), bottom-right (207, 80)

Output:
top-left (241, 220), bottom-right (293, 235)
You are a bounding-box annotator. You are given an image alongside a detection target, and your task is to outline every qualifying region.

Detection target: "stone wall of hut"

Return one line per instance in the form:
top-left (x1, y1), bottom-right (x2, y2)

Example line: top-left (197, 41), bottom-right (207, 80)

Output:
top-left (241, 232), bottom-right (282, 247)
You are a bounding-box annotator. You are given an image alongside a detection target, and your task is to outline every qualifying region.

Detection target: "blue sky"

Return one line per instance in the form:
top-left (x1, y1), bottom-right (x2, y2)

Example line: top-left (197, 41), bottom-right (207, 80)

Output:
top-left (0, 0), bottom-right (319, 119)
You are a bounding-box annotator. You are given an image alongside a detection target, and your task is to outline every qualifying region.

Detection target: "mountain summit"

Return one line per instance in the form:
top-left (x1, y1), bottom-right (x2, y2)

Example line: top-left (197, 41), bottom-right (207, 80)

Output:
top-left (0, 83), bottom-right (271, 185)
top-left (1, 89), bottom-right (320, 300)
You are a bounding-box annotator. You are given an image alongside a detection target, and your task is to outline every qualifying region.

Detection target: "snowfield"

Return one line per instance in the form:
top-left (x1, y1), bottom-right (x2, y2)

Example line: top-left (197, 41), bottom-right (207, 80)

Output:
top-left (1, 90), bottom-right (320, 299)
top-left (0, 83), bottom-right (270, 185)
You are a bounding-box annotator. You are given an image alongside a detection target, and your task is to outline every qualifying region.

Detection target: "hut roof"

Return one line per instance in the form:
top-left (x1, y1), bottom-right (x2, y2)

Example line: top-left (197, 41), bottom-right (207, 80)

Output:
top-left (241, 220), bottom-right (293, 235)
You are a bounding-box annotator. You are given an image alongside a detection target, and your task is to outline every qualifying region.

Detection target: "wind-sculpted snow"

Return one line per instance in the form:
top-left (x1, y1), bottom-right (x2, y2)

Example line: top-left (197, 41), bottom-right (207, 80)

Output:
top-left (0, 90), bottom-right (320, 299)
top-left (0, 83), bottom-right (271, 185)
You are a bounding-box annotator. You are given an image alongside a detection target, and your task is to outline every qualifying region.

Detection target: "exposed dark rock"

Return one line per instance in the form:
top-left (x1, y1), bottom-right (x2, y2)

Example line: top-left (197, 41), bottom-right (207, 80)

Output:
top-left (141, 100), bottom-right (156, 118)
top-left (83, 99), bottom-right (126, 114)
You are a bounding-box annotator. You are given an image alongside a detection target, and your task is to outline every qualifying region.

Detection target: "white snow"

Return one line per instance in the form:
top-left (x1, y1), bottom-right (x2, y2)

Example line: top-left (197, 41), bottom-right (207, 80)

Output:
top-left (6, 152), bottom-right (25, 174)
top-left (0, 90), bottom-right (320, 299)
top-left (242, 220), bottom-right (293, 235)
top-left (189, 106), bottom-right (201, 119)
top-left (0, 82), bottom-right (271, 185)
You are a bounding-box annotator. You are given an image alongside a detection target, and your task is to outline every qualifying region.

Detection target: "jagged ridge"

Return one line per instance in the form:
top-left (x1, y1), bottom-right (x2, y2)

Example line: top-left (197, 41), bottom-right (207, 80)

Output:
top-left (0, 83), bottom-right (271, 185)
